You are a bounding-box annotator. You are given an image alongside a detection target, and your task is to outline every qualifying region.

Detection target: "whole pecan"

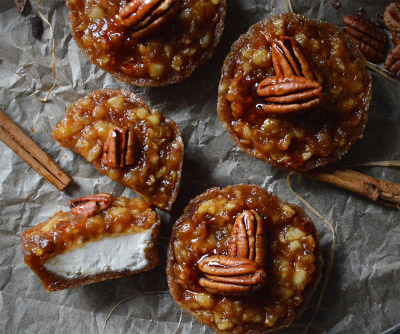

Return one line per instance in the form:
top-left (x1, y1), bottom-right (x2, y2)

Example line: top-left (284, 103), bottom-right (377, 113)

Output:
top-left (257, 76), bottom-right (323, 114)
top-left (197, 210), bottom-right (267, 296)
top-left (271, 36), bottom-right (318, 80)
top-left (69, 193), bottom-right (114, 219)
top-left (116, 0), bottom-right (179, 40)
top-left (385, 44), bottom-right (400, 77)
top-left (384, 2), bottom-right (400, 45)
top-left (102, 126), bottom-right (136, 168)
top-left (343, 14), bottom-right (387, 63)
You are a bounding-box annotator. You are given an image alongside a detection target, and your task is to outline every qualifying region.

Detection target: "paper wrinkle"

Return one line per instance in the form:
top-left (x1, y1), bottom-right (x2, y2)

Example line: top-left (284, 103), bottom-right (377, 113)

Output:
top-left (1, 0), bottom-right (400, 333)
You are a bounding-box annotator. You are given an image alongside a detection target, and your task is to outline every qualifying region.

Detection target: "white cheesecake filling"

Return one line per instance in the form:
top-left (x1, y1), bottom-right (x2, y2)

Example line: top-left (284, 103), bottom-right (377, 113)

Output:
top-left (44, 230), bottom-right (153, 279)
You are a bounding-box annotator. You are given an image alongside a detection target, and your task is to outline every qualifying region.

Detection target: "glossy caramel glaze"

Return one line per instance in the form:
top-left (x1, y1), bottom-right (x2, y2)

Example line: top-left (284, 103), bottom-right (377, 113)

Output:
top-left (52, 89), bottom-right (184, 211)
top-left (218, 13), bottom-right (372, 171)
top-left (22, 196), bottom-right (160, 291)
top-left (66, 0), bottom-right (226, 86)
top-left (167, 184), bottom-right (322, 333)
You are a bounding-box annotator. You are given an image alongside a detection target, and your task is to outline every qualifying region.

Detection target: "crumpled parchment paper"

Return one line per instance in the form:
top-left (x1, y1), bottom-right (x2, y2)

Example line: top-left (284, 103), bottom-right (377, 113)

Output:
top-left (0, 0), bottom-right (399, 333)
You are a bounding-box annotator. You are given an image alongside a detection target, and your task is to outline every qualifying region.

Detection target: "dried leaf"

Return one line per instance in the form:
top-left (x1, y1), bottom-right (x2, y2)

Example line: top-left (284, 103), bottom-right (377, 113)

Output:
top-left (331, 0), bottom-right (341, 10)
top-left (30, 14), bottom-right (43, 39)
top-left (14, 0), bottom-right (26, 13)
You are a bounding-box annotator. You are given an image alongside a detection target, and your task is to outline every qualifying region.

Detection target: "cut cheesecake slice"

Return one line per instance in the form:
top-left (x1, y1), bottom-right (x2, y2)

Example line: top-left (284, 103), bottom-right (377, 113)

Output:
top-left (21, 193), bottom-right (160, 291)
top-left (52, 89), bottom-right (184, 212)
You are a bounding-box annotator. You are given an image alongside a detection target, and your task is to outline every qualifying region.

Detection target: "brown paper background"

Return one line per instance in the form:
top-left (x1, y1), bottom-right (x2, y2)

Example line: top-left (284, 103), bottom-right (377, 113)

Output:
top-left (0, 0), bottom-right (399, 333)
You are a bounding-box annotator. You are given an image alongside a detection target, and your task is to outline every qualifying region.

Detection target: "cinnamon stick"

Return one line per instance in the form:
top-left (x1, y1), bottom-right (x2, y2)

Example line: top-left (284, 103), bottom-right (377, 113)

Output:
top-left (0, 109), bottom-right (72, 191)
top-left (303, 168), bottom-right (400, 210)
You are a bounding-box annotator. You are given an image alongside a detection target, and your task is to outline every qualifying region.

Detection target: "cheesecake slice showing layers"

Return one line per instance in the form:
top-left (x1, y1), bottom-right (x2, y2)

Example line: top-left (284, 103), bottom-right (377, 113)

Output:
top-left (21, 193), bottom-right (160, 291)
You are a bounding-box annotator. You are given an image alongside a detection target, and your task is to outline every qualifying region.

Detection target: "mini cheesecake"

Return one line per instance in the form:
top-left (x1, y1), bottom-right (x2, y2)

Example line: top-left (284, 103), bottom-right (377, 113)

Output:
top-left (65, 0), bottom-right (226, 86)
top-left (218, 13), bottom-right (372, 172)
top-left (52, 89), bottom-right (184, 212)
top-left (167, 184), bottom-right (322, 333)
top-left (21, 194), bottom-right (160, 291)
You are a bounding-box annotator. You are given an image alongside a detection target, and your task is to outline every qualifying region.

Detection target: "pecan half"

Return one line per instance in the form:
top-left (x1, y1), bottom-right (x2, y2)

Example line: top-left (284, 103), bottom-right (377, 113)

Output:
top-left (102, 126), bottom-right (136, 168)
top-left (384, 2), bottom-right (400, 45)
top-left (343, 14), bottom-right (387, 63)
top-left (257, 76), bottom-right (323, 114)
top-left (69, 193), bottom-right (114, 219)
top-left (197, 210), bottom-right (267, 296)
top-left (271, 36), bottom-right (318, 80)
top-left (228, 210), bottom-right (265, 266)
top-left (385, 44), bottom-right (400, 77)
top-left (198, 255), bottom-right (267, 296)
top-left (116, 0), bottom-right (179, 40)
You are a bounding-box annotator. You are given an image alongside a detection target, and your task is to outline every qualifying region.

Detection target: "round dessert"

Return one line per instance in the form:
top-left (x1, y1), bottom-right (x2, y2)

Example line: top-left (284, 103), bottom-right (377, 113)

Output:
top-left (52, 89), bottom-right (184, 212)
top-left (66, 0), bottom-right (226, 86)
top-left (218, 13), bottom-right (372, 171)
top-left (167, 184), bottom-right (322, 333)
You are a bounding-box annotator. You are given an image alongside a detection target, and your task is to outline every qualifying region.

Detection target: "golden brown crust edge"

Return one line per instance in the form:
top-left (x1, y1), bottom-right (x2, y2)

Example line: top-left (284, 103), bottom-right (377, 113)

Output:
top-left (166, 184), bottom-right (323, 333)
top-left (217, 13), bottom-right (371, 172)
top-left (67, 0), bottom-right (226, 87)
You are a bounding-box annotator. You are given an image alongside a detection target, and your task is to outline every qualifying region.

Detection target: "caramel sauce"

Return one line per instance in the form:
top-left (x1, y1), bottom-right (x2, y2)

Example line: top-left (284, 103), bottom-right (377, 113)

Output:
top-left (167, 184), bottom-right (322, 333)
top-left (66, 0), bottom-right (225, 85)
top-left (52, 89), bottom-right (184, 211)
top-left (218, 14), bottom-right (372, 171)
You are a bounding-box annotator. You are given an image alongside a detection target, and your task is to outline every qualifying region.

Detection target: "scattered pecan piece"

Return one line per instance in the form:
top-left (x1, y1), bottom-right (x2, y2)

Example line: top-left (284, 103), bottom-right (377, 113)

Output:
top-left (385, 44), bottom-right (400, 77)
top-left (343, 14), bottom-right (387, 63)
top-left (384, 2), bottom-right (400, 45)
top-left (116, 0), bottom-right (179, 40)
top-left (271, 36), bottom-right (318, 80)
top-left (14, 0), bottom-right (26, 13)
top-left (197, 210), bottom-right (267, 296)
top-left (69, 193), bottom-right (114, 219)
top-left (102, 126), bottom-right (136, 168)
top-left (31, 15), bottom-right (44, 39)
top-left (257, 76), bottom-right (323, 114)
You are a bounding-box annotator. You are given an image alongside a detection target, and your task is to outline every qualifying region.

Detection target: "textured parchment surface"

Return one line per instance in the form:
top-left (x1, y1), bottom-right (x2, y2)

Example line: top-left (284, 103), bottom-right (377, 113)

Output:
top-left (0, 0), bottom-right (399, 333)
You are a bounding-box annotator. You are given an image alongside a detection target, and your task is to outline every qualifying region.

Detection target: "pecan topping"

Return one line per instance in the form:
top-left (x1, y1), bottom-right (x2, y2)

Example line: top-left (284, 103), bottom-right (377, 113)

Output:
top-left (102, 126), bottom-right (136, 168)
top-left (256, 36), bottom-right (323, 114)
top-left (271, 36), bottom-right (317, 80)
top-left (385, 44), bottom-right (400, 77)
top-left (257, 76), bottom-right (323, 114)
top-left (116, 0), bottom-right (179, 40)
top-left (343, 14), bottom-right (387, 63)
top-left (197, 210), bottom-right (267, 296)
top-left (384, 2), bottom-right (400, 45)
top-left (69, 193), bottom-right (113, 219)
top-left (228, 210), bottom-right (265, 265)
